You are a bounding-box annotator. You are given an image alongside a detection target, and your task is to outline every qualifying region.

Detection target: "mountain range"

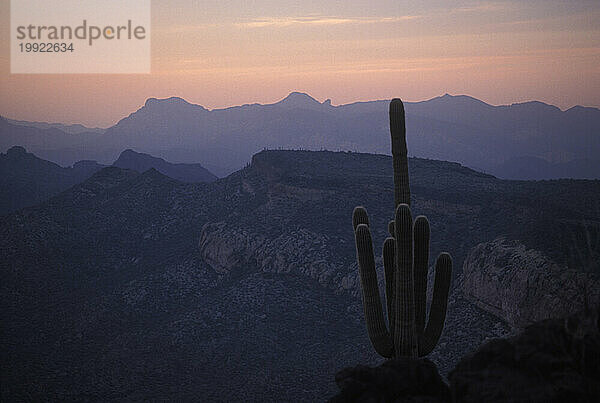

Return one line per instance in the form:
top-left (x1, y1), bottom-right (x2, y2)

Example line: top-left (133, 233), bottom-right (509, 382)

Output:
top-left (7, 118), bottom-right (106, 135)
top-left (0, 146), bottom-right (104, 214)
top-left (113, 149), bottom-right (217, 183)
top-left (1, 149), bottom-right (598, 400)
top-left (0, 147), bottom-right (216, 215)
top-left (1, 92), bottom-right (598, 179)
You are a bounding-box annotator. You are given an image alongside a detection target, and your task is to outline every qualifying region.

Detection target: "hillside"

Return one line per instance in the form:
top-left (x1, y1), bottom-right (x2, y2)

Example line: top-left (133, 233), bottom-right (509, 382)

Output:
top-left (113, 149), bottom-right (217, 183)
top-left (0, 147), bottom-right (217, 215)
top-left (0, 146), bottom-right (105, 215)
top-left (1, 150), bottom-right (598, 400)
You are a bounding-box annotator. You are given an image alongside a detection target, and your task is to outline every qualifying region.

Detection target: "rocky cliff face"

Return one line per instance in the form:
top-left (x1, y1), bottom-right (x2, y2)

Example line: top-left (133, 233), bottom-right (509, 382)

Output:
top-left (199, 221), bottom-right (357, 294)
top-left (462, 237), bottom-right (600, 329)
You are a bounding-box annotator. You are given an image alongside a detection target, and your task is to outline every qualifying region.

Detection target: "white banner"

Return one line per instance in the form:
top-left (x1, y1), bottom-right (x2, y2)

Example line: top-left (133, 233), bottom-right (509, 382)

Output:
top-left (11, 0), bottom-right (151, 74)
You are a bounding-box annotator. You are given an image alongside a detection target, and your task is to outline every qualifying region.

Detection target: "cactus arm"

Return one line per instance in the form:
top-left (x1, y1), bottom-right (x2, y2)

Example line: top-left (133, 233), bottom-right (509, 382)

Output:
top-left (382, 237), bottom-right (395, 337)
top-left (413, 216), bottom-right (430, 336)
top-left (354, 223), bottom-right (394, 358)
top-left (352, 206), bottom-right (369, 231)
top-left (393, 204), bottom-right (418, 358)
top-left (390, 98), bottom-right (410, 207)
top-left (418, 253), bottom-right (452, 356)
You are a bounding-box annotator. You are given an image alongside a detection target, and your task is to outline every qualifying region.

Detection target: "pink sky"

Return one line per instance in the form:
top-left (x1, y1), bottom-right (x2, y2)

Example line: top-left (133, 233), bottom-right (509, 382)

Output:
top-left (1, 0), bottom-right (599, 127)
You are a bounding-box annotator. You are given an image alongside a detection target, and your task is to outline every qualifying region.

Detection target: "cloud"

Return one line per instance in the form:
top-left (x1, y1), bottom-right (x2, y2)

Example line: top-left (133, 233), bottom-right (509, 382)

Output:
top-left (155, 15), bottom-right (420, 34)
top-left (236, 15), bottom-right (420, 29)
top-left (450, 1), bottom-right (513, 14)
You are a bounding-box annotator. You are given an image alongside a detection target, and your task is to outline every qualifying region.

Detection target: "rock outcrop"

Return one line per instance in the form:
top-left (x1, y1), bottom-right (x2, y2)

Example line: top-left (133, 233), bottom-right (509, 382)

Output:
top-left (331, 307), bottom-right (600, 402)
top-left (462, 237), bottom-right (600, 329)
top-left (199, 221), bottom-right (359, 295)
top-left (330, 358), bottom-right (451, 402)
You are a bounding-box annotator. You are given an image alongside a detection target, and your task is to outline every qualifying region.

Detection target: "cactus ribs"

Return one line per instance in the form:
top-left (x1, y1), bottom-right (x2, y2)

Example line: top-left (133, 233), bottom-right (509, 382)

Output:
top-left (352, 98), bottom-right (453, 358)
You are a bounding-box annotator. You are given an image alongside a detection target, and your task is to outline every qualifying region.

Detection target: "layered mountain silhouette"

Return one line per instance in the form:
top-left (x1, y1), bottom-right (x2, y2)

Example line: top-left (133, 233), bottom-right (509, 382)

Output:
top-left (1, 93), bottom-right (598, 179)
top-left (7, 118), bottom-right (106, 135)
top-left (0, 146), bottom-right (217, 215)
top-left (1, 149), bottom-right (598, 400)
top-left (113, 149), bottom-right (217, 183)
top-left (0, 146), bottom-right (105, 215)
top-left (0, 116), bottom-right (114, 165)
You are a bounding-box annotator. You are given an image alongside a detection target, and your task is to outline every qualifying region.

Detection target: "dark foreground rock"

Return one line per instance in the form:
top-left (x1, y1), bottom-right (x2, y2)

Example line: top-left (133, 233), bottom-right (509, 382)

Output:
top-left (332, 308), bottom-right (599, 402)
top-left (330, 358), bottom-right (451, 402)
top-left (449, 308), bottom-right (600, 402)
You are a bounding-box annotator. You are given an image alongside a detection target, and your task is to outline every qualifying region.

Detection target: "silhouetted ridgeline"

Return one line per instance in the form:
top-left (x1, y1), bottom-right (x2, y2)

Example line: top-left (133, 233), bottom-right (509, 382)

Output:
top-left (7, 118), bottom-right (106, 135)
top-left (0, 146), bottom-right (105, 215)
top-left (2, 92), bottom-right (599, 178)
top-left (113, 149), bottom-right (217, 183)
top-left (0, 146), bottom-right (217, 215)
top-left (1, 150), bottom-right (599, 400)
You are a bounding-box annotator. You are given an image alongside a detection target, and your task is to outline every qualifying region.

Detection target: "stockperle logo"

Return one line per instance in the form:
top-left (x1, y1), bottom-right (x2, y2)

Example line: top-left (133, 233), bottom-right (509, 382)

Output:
top-left (11, 0), bottom-right (151, 74)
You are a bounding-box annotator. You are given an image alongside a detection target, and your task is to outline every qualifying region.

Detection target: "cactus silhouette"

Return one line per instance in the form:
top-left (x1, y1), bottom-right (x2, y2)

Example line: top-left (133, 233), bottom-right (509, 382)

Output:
top-left (352, 98), bottom-right (452, 358)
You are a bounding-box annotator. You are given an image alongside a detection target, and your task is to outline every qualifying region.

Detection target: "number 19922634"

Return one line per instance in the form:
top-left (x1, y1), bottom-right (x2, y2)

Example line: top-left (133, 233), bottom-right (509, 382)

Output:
top-left (19, 43), bottom-right (74, 52)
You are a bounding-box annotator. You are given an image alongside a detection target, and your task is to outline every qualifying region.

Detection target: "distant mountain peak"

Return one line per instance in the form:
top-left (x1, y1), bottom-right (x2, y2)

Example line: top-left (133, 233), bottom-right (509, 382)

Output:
top-left (145, 96), bottom-right (188, 106)
top-left (275, 92), bottom-right (329, 110)
top-left (434, 93), bottom-right (489, 104)
top-left (507, 100), bottom-right (561, 113)
top-left (113, 148), bottom-right (217, 183)
top-left (143, 96), bottom-right (207, 111)
top-left (281, 91), bottom-right (319, 102)
top-left (120, 148), bottom-right (140, 157)
top-left (564, 105), bottom-right (600, 115)
top-left (7, 145), bottom-right (27, 156)
top-left (436, 93), bottom-right (464, 100)
top-left (115, 149), bottom-right (165, 166)
top-left (0, 148), bottom-right (105, 214)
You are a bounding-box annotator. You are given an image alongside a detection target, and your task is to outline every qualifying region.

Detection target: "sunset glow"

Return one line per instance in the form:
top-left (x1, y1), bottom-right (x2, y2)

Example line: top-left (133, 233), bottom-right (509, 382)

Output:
top-left (1, 0), bottom-right (599, 127)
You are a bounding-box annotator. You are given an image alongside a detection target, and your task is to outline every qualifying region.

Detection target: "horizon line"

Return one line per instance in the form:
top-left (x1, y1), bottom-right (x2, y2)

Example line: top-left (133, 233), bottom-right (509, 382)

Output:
top-left (2, 91), bottom-right (598, 130)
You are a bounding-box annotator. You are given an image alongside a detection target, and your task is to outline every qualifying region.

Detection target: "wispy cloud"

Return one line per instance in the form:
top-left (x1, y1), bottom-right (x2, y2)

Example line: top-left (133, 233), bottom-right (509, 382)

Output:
top-left (451, 2), bottom-right (512, 13)
top-left (236, 15), bottom-right (420, 29)
top-left (155, 15), bottom-right (419, 34)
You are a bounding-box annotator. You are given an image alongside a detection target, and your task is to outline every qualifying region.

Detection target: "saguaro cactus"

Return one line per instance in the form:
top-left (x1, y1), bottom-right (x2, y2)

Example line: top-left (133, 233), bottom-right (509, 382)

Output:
top-left (352, 98), bottom-right (452, 358)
